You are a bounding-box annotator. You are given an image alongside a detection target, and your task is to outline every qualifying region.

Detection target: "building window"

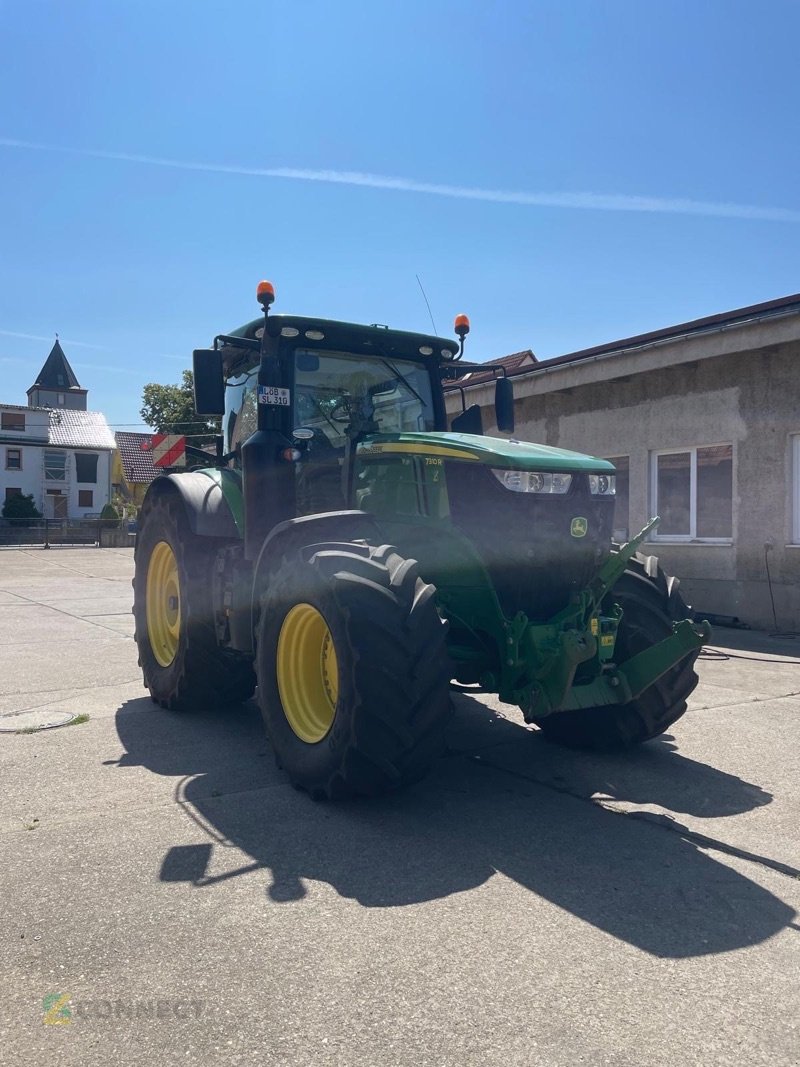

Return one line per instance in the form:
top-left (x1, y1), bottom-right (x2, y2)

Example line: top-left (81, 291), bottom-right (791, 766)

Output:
top-left (57, 393), bottom-right (65, 406)
top-left (78, 489), bottom-right (94, 508)
top-left (75, 453), bottom-right (98, 483)
top-left (4, 487), bottom-right (22, 502)
top-left (5, 448), bottom-right (22, 471)
top-left (1, 411), bottom-right (25, 431)
top-left (606, 455), bottom-right (629, 541)
top-left (651, 445), bottom-right (733, 541)
top-left (44, 450), bottom-right (67, 481)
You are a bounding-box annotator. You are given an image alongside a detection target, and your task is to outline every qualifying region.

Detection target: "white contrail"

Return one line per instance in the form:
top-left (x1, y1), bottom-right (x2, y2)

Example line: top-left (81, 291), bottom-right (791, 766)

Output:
top-left (1, 135), bottom-right (797, 223)
top-left (72, 360), bottom-right (140, 376)
top-left (0, 328), bottom-right (107, 350)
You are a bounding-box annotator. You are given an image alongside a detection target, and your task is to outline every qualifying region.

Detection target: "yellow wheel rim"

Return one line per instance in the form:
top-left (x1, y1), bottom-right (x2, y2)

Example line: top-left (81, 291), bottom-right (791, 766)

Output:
top-left (276, 603), bottom-right (339, 743)
top-left (146, 541), bottom-right (182, 668)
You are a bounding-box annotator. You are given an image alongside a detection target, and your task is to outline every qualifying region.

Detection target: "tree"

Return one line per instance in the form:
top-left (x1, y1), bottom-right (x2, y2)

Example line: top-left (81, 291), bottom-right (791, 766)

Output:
top-left (99, 503), bottom-right (121, 528)
top-left (140, 370), bottom-right (220, 438)
top-left (2, 492), bottom-right (42, 521)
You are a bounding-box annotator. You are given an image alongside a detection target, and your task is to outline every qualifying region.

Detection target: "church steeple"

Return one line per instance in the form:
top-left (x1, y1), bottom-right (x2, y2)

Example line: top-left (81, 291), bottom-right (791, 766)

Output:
top-left (27, 338), bottom-right (88, 410)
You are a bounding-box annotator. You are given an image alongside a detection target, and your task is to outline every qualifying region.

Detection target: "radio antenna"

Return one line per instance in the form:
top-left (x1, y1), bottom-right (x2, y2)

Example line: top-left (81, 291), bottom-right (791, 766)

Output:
top-left (415, 274), bottom-right (439, 336)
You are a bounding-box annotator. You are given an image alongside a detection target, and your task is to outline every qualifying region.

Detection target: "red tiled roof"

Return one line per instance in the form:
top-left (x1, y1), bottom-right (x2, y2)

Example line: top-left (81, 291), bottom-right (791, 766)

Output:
top-left (447, 349), bottom-right (536, 387)
top-left (115, 431), bottom-right (159, 484)
top-left (486, 351), bottom-right (538, 371)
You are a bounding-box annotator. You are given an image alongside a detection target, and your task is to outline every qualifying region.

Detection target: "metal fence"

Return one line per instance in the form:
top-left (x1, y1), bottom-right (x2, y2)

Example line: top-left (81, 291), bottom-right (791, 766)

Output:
top-left (0, 518), bottom-right (102, 548)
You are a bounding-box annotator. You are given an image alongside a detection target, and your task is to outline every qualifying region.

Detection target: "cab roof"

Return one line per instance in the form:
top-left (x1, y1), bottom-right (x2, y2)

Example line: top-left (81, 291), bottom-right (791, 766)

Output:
top-left (227, 315), bottom-right (461, 362)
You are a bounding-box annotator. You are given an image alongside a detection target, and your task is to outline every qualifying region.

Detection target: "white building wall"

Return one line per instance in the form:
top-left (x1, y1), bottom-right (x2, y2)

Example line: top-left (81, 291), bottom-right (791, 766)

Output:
top-left (67, 450), bottom-right (112, 517)
top-left (1, 408), bottom-right (50, 512)
top-left (2, 445), bottom-right (44, 507)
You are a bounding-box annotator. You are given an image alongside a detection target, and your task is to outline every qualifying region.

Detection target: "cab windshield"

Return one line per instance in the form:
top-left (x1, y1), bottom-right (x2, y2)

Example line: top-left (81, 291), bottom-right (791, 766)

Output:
top-left (293, 348), bottom-right (435, 446)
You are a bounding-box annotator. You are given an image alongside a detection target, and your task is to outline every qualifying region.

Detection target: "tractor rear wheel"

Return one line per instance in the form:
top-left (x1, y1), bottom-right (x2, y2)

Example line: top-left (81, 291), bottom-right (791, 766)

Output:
top-left (534, 552), bottom-right (700, 749)
top-left (133, 493), bottom-right (255, 710)
top-left (256, 543), bottom-right (451, 799)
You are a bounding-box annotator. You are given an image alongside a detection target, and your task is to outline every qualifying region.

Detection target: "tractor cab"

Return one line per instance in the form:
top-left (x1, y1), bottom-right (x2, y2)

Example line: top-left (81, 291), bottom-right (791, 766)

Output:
top-left (192, 284), bottom-right (515, 553)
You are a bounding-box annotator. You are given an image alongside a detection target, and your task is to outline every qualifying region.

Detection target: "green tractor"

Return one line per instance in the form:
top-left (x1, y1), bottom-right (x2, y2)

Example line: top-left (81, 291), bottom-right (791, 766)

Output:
top-left (133, 281), bottom-right (709, 799)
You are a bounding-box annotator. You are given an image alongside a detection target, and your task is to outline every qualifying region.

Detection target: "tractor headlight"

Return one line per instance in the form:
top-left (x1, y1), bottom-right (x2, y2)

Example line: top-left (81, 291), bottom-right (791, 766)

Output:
top-left (588, 474), bottom-right (616, 496)
top-left (491, 469), bottom-right (573, 494)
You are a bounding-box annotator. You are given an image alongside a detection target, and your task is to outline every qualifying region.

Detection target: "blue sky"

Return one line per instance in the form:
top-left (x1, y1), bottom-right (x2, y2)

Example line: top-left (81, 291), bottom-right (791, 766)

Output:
top-left (1, 0), bottom-right (797, 430)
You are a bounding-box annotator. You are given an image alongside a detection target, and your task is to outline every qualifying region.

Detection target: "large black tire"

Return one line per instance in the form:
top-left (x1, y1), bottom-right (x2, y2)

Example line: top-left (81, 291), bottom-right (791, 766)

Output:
top-left (256, 543), bottom-right (452, 799)
top-left (133, 492), bottom-right (256, 710)
top-left (534, 552), bottom-right (700, 749)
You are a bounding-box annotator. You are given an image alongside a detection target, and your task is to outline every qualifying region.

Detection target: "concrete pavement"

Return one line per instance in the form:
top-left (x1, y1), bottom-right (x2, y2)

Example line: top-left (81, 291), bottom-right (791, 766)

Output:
top-left (1, 547), bottom-right (798, 1066)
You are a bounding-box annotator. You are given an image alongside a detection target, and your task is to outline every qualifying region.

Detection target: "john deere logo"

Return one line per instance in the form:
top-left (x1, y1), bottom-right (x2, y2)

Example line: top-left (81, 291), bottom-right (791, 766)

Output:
top-left (570, 517), bottom-right (588, 538)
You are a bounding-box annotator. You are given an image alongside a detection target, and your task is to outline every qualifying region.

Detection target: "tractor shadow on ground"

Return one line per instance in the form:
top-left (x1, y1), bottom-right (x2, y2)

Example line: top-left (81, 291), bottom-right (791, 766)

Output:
top-left (114, 694), bottom-right (795, 959)
top-left (447, 691), bottom-right (774, 819)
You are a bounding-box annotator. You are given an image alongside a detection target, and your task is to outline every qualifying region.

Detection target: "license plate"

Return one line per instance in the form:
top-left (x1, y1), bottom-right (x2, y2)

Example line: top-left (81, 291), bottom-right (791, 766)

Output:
top-left (258, 386), bottom-right (291, 406)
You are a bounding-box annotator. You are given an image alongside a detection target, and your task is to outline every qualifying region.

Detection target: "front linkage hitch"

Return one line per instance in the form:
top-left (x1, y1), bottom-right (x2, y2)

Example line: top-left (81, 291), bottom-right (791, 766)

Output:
top-left (486, 518), bottom-right (711, 722)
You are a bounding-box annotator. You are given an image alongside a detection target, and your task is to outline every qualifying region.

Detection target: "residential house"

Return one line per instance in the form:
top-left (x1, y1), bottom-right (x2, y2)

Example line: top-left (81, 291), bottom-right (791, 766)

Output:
top-left (1, 341), bottom-right (115, 519)
top-left (452, 350), bottom-right (536, 388)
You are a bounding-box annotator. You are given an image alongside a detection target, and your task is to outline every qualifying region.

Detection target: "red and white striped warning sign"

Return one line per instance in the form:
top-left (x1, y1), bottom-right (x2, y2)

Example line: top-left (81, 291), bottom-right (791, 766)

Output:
top-left (151, 434), bottom-right (186, 468)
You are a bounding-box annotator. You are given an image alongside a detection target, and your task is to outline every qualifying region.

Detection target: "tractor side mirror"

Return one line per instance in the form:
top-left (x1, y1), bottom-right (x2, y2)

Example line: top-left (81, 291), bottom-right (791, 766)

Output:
top-left (451, 404), bottom-right (484, 435)
top-left (193, 349), bottom-right (225, 416)
top-left (495, 377), bottom-right (515, 434)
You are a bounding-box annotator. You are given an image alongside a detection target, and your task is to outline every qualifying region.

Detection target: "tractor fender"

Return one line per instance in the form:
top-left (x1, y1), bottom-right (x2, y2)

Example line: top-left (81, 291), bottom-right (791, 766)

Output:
top-left (250, 510), bottom-right (381, 634)
top-left (143, 470), bottom-right (242, 540)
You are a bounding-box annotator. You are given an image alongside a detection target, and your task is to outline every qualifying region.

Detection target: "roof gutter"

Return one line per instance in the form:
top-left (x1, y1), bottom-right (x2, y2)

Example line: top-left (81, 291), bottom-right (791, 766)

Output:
top-left (448, 303), bottom-right (800, 396)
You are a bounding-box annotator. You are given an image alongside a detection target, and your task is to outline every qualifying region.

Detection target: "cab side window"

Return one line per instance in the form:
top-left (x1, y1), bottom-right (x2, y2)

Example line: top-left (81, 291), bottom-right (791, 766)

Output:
top-left (223, 365), bottom-right (258, 457)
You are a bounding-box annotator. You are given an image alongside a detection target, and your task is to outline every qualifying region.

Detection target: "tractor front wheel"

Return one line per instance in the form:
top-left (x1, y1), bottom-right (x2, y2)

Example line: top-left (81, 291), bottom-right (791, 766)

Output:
top-left (256, 543), bottom-right (451, 799)
top-left (534, 552), bottom-right (700, 749)
top-left (133, 493), bottom-right (255, 710)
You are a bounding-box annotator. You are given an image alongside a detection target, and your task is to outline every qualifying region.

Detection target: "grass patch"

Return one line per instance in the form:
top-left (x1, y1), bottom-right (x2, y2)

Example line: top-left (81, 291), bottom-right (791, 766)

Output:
top-left (15, 713), bottom-right (90, 734)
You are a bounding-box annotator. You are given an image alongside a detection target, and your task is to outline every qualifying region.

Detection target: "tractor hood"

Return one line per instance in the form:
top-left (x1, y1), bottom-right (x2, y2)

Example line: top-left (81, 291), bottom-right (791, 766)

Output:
top-left (356, 432), bottom-right (615, 473)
